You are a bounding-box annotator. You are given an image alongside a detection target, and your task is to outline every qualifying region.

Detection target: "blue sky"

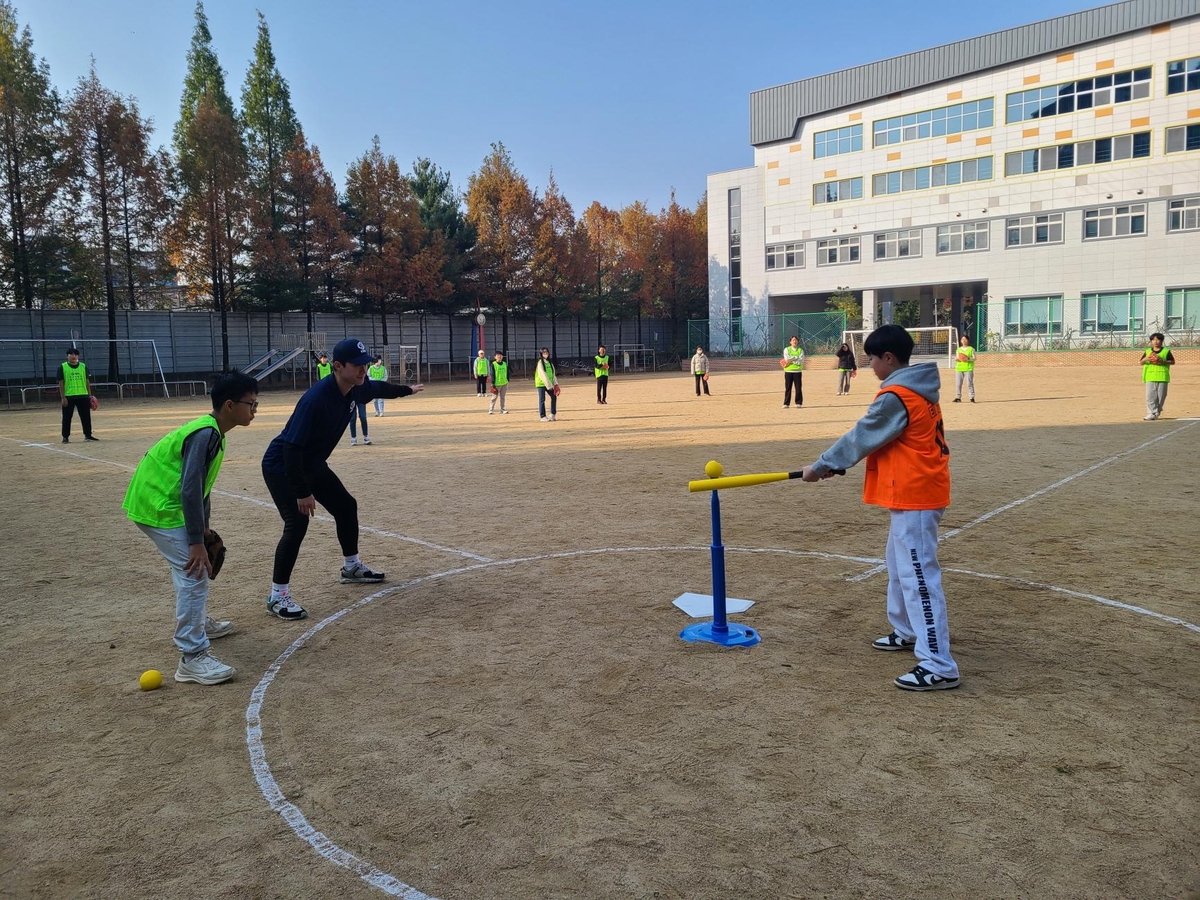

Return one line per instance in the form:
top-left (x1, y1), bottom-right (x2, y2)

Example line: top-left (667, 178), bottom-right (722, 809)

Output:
top-left (25, 0), bottom-right (1101, 213)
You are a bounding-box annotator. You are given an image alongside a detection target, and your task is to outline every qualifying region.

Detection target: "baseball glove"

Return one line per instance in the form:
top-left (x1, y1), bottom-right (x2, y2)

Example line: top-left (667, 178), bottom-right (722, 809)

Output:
top-left (552, 384), bottom-right (561, 397)
top-left (89, 395), bottom-right (99, 411)
top-left (204, 529), bottom-right (226, 579)
top-left (490, 385), bottom-right (499, 395)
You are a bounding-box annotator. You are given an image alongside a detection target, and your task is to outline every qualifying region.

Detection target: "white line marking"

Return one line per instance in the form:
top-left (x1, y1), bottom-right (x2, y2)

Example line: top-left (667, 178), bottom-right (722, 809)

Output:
top-left (5, 436), bottom-right (492, 562)
top-left (246, 545), bottom-right (1198, 900)
top-left (847, 420), bottom-right (1199, 582)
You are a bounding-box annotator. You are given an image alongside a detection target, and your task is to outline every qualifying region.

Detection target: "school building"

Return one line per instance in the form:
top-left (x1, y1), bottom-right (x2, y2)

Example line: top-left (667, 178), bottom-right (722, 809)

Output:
top-left (706, 0), bottom-right (1200, 352)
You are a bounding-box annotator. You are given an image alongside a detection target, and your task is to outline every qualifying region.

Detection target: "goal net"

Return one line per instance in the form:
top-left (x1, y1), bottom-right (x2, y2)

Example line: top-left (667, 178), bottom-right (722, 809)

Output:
top-left (843, 327), bottom-right (958, 368)
top-left (611, 344), bottom-right (655, 373)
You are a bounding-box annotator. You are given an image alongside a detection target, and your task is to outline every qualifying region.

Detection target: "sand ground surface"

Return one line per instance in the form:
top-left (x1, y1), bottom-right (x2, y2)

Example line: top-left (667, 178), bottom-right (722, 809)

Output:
top-left (1, 362), bottom-right (1197, 900)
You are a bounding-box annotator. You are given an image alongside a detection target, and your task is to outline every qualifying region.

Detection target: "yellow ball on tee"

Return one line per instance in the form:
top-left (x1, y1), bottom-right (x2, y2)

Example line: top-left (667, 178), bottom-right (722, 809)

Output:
top-left (704, 460), bottom-right (724, 478)
top-left (139, 669), bottom-right (164, 691)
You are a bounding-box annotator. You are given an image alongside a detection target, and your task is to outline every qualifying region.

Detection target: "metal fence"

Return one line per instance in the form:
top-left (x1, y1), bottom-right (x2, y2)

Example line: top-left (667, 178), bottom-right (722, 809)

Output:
top-left (690, 311), bottom-right (848, 357)
top-left (0, 308), bottom-right (674, 386)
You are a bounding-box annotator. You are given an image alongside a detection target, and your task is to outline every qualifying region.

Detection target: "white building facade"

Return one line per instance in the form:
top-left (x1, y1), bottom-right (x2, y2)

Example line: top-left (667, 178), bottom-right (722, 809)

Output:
top-left (707, 0), bottom-right (1200, 352)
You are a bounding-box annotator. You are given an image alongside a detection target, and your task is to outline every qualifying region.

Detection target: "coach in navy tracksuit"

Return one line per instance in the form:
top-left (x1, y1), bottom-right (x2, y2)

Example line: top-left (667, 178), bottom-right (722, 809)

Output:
top-left (261, 338), bottom-right (424, 620)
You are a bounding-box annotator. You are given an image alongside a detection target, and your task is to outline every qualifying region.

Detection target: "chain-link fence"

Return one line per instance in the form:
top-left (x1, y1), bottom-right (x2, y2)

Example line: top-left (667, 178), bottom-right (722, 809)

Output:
top-left (690, 311), bottom-right (848, 357)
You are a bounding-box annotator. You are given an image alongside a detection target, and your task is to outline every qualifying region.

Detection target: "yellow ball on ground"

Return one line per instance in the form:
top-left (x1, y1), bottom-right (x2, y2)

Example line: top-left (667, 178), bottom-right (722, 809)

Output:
top-left (705, 460), bottom-right (724, 478)
top-left (139, 669), bottom-right (164, 691)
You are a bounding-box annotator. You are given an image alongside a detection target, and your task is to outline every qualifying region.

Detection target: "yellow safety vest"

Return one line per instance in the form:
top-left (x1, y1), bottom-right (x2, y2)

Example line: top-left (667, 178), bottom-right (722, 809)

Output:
top-left (595, 355), bottom-right (610, 378)
top-left (317, 362), bottom-right (332, 379)
top-left (492, 361), bottom-right (509, 386)
top-left (60, 362), bottom-right (89, 396)
top-left (534, 359), bottom-right (556, 388)
top-left (122, 415), bottom-right (225, 529)
top-left (955, 346), bottom-right (975, 372)
top-left (368, 364), bottom-right (386, 381)
top-left (1142, 347), bottom-right (1171, 383)
top-left (474, 357), bottom-right (489, 376)
top-left (783, 346), bottom-right (804, 372)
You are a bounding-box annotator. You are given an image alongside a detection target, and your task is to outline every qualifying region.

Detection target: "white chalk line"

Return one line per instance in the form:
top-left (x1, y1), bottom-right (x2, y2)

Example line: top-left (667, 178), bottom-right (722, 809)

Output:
top-left (846, 420), bottom-right (1199, 583)
top-left (5, 436), bottom-right (492, 562)
top-left (245, 545), bottom-right (1199, 900)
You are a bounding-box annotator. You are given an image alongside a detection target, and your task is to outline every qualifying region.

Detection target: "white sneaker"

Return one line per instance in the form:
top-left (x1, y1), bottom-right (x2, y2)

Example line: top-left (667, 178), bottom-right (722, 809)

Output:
top-left (339, 561), bottom-right (385, 583)
top-left (175, 650), bottom-right (236, 685)
top-left (350, 438), bottom-right (358, 446)
top-left (266, 594), bottom-right (308, 620)
top-left (501, 410), bottom-right (508, 414)
top-left (363, 436), bottom-right (372, 444)
top-left (488, 410), bottom-right (494, 415)
top-left (205, 616), bottom-right (233, 639)
top-left (540, 416), bottom-right (549, 422)
top-left (1143, 414), bottom-right (1157, 421)
top-left (549, 414), bottom-right (556, 421)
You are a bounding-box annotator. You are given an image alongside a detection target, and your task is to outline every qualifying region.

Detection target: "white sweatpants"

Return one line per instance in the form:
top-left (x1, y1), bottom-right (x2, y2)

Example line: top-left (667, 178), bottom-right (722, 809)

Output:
top-left (884, 508), bottom-right (958, 678)
top-left (955, 370), bottom-right (974, 399)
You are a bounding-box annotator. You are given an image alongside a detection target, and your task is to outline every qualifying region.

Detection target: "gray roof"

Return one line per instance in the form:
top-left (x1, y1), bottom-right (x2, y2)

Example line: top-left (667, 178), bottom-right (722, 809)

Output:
top-left (749, 0), bottom-right (1200, 146)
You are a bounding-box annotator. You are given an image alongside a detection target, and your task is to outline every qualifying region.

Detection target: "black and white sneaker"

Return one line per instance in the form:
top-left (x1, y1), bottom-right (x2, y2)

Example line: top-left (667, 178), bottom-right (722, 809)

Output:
top-left (872, 631), bottom-right (916, 651)
top-left (266, 594), bottom-right (308, 620)
top-left (894, 665), bottom-right (960, 692)
top-left (339, 562), bottom-right (385, 584)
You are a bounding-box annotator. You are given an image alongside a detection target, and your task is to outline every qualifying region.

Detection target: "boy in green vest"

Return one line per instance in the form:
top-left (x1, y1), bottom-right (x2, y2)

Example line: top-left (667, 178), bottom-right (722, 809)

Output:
top-left (595, 345), bottom-right (610, 404)
top-left (316, 354), bottom-right (332, 381)
top-left (487, 350), bottom-right (509, 414)
top-left (368, 356), bottom-right (388, 416)
top-left (1140, 332), bottom-right (1175, 420)
top-left (122, 373), bottom-right (260, 685)
top-left (58, 347), bottom-right (98, 443)
top-left (953, 334), bottom-right (976, 402)
top-left (473, 349), bottom-right (490, 396)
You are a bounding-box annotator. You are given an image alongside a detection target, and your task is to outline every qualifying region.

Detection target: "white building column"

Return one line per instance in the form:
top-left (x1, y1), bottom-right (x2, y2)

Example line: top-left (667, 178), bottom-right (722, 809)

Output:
top-left (862, 290), bottom-right (876, 331)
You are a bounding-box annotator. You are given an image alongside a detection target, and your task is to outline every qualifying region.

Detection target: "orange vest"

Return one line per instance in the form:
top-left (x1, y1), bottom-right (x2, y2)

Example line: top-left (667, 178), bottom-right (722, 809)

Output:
top-left (862, 384), bottom-right (950, 510)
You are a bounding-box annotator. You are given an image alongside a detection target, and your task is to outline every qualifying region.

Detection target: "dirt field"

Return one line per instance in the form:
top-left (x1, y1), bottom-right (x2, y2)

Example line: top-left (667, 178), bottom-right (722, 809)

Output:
top-left (1, 363), bottom-right (1197, 900)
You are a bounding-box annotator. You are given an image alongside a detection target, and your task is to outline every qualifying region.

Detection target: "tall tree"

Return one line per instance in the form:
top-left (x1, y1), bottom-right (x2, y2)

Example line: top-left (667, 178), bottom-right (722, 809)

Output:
top-left (112, 112), bottom-right (172, 311)
top-left (279, 131), bottom-right (350, 331)
top-left (171, 1), bottom-right (246, 368)
top-left (171, 93), bottom-right (248, 369)
top-left (649, 191), bottom-right (707, 353)
top-left (242, 11), bottom-right (299, 311)
top-left (464, 142), bottom-right (535, 351)
top-left (410, 157), bottom-right (475, 355)
top-left (344, 136), bottom-right (425, 346)
top-left (0, 0), bottom-right (61, 309)
top-left (173, 0), bottom-right (234, 153)
top-left (580, 201), bottom-right (622, 345)
top-left (63, 62), bottom-right (127, 379)
top-left (530, 171), bottom-right (579, 358)
top-left (618, 200), bottom-right (657, 344)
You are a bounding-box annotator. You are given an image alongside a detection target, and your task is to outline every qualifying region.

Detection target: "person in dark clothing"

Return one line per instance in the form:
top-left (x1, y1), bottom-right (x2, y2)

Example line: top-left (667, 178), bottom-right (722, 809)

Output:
top-left (836, 343), bottom-right (859, 395)
top-left (260, 338), bottom-right (424, 620)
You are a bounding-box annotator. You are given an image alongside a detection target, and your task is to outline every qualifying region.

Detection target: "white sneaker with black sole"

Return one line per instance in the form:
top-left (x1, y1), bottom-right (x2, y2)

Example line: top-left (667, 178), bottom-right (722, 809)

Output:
top-left (894, 665), bottom-right (960, 691)
top-left (267, 594), bottom-right (308, 620)
top-left (339, 561), bottom-right (386, 584)
top-left (175, 650), bottom-right (236, 685)
top-left (872, 631), bottom-right (916, 651)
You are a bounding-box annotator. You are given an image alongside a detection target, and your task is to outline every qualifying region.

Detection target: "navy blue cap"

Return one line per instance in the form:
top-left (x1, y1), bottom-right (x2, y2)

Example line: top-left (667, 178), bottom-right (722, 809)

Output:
top-left (332, 338), bottom-right (372, 365)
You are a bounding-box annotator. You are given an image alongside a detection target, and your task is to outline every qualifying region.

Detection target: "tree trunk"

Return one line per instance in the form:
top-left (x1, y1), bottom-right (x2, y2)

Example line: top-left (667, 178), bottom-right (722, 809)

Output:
top-left (120, 168), bottom-right (138, 310)
top-left (99, 146), bottom-right (120, 382)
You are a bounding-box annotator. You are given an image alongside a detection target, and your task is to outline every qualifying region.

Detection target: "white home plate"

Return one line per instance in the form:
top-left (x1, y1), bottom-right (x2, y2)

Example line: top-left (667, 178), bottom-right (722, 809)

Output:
top-left (672, 592), bottom-right (755, 617)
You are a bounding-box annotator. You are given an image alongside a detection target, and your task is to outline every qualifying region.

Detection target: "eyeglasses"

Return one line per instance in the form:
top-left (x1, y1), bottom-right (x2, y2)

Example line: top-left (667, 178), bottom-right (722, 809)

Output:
top-left (234, 400), bottom-right (259, 411)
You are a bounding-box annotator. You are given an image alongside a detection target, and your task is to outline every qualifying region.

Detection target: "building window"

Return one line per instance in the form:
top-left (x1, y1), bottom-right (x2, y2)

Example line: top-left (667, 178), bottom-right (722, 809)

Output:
top-left (1006, 213), bottom-right (1064, 247)
top-left (1166, 287), bottom-right (1200, 330)
top-left (1169, 196), bottom-right (1200, 232)
top-left (936, 221), bottom-right (989, 254)
top-left (872, 156), bottom-right (993, 195)
top-left (1165, 124), bottom-right (1200, 154)
top-left (1167, 56), bottom-right (1200, 95)
top-left (1081, 290), bottom-right (1144, 333)
top-left (1083, 204), bottom-right (1146, 240)
top-left (814, 124), bottom-right (863, 158)
top-left (872, 98), bottom-right (994, 147)
top-left (1006, 67), bottom-right (1151, 123)
top-left (816, 237), bottom-right (860, 266)
top-left (813, 177), bottom-right (863, 204)
top-left (729, 189), bottom-right (741, 337)
top-left (765, 242), bottom-right (804, 270)
top-left (1005, 296), bottom-right (1063, 336)
top-left (874, 229), bottom-right (922, 260)
top-left (1004, 131), bottom-right (1151, 175)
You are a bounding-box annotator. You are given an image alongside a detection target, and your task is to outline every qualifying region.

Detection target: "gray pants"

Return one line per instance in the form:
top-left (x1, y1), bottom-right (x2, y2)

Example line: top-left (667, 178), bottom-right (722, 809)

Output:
top-left (138, 523), bottom-right (211, 655)
top-left (1145, 382), bottom-right (1168, 418)
top-left (885, 508), bottom-right (958, 679)
top-left (955, 370), bottom-right (974, 399)
top-left (489, 383), bottom-right (508, 413)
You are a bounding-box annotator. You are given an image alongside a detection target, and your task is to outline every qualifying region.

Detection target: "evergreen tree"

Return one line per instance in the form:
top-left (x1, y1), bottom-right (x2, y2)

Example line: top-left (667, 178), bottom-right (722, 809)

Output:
top-left (173, 0), bottom-right (234, 155)
top-left (0, 0), bottom-right (61, 308)
top-left (410, 157), bottom-right (475, 352)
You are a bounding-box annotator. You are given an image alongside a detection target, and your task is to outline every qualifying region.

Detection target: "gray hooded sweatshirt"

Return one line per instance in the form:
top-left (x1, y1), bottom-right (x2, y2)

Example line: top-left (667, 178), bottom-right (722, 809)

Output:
top-left (811, 362), bottom-right (943, 476)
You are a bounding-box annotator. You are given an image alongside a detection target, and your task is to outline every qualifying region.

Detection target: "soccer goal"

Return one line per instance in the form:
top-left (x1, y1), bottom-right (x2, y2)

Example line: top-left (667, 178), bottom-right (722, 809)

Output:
top-left (611, 344), bottom-right (655, 373)
top-left (387, 345), bottom-right (420, 384)
top-left (843, 326), bottom-right (958, 368)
